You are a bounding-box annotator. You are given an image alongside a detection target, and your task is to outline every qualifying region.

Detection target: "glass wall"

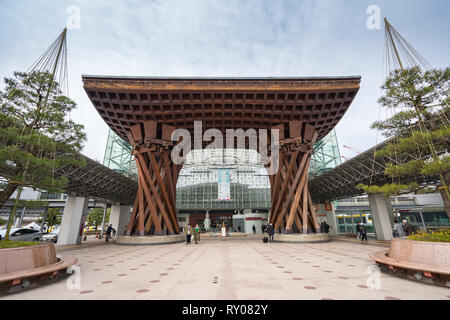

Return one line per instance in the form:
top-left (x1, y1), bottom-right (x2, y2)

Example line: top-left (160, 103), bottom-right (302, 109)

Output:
top-left (309, 129), bottom-right (341, 176)
top-left (336, 213), bottom-right (375, 234)
top-left (398, 206), bottom-right (449, 231)
top-left (103, 130), bottom-right (137, 179)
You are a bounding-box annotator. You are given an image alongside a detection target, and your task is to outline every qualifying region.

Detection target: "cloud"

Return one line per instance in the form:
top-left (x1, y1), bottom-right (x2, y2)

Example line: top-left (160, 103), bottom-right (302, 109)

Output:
top-left (0, 0), bottom-right (449, 162)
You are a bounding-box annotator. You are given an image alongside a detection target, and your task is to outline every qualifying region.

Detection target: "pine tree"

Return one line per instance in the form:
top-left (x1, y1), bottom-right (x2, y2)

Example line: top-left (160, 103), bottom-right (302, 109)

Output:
top-left (0, 71), bottom-right (86, 240)
top-left (87, 207), bottom-right (110, 230)
top-left (37, 208), bottom-right (63, 231)
top-left (358, 67), bottom-right (450, 218)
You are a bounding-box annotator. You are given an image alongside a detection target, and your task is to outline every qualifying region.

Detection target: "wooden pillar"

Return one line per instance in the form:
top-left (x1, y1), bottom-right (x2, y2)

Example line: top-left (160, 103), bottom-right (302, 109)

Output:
top-left (269, 121), bottom-right (320, 234)
top-left (124, 121), bottom-right (180, 236)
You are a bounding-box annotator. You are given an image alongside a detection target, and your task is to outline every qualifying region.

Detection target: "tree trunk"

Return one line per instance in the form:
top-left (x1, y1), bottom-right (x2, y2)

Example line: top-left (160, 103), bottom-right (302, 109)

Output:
top-left (4, 186), bottom-right (23, 241)
top-left (0, 182), bottom-right (19, 210)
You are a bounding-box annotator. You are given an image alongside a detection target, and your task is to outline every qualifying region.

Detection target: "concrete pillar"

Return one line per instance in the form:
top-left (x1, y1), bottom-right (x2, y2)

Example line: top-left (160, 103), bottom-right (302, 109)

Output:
top-left (204, 211), bottom-right (211, 232)
top-left (100, 204), bottom-right (108, 238)
top-left (15, 207), bottom-right (26, 227)
top-left (368, 193), bottom-right (395, 240)
top-left (316, 203), bottom-right (339, 236)
top-left (109, 205), bottom-right (131, 236)
top-left (58, 196), bottom-right (88, 245)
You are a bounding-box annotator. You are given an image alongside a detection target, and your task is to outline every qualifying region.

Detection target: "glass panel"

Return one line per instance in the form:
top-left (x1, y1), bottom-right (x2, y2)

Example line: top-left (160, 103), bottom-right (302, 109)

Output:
top-left (309, 129), bottom-right (341, 176)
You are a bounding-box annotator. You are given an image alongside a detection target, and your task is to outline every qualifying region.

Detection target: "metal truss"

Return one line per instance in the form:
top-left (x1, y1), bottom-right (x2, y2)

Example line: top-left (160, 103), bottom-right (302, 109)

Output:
top-left (308, 137), bottom-right (441, 204)
top-left (54, 154), bottom-right (137, 204)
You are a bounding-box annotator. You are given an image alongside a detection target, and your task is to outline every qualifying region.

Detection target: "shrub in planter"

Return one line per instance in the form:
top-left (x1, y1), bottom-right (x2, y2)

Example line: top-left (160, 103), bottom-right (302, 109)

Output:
top-left (407, 228), bottom-right (450, 243)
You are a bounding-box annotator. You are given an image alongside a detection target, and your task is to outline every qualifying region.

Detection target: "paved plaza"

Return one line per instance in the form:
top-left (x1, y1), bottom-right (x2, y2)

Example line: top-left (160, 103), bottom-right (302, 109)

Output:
top-left (2, 237), bottom-right (449, 300)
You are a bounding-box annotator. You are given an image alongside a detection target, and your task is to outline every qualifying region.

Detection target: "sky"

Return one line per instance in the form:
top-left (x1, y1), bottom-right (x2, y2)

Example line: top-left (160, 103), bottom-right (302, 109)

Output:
top-left (0, 0), bottom-right (449, 163)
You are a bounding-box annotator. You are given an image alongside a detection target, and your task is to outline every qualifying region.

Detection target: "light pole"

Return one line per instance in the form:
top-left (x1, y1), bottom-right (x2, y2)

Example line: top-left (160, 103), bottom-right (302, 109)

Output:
top-left (418, 208), bottom-right (427, 233)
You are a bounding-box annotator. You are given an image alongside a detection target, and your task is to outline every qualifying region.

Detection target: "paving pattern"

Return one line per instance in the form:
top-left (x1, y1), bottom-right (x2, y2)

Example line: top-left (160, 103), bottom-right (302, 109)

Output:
top-left (2, 237), bottom-right (449, 300)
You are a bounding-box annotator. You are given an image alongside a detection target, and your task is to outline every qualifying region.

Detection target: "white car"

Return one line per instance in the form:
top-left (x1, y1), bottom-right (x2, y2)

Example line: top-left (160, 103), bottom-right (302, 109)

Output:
top-left (42, 230), bottom-right (59, 243)
top-left (0, 228), bottom-right (43, 242)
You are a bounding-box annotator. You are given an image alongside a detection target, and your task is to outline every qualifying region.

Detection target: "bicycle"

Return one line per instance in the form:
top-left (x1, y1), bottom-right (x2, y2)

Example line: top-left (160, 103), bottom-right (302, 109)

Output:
top-left (105, 230), bottom-right (117, 242)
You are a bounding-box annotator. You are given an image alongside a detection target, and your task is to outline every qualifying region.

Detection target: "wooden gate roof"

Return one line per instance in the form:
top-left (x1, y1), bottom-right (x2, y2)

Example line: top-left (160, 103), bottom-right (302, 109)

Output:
top-left (83, 75), bottom-right (361, 142)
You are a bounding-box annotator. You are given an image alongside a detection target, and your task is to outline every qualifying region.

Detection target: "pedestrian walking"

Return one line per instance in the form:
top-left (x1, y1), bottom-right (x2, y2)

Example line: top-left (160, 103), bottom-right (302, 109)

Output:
top-left (105, 224), bottom-right (116, 242)
top-left (360, 223), bottom-right (368, 243)
top-left (185, 224), bottom-right (192, 244)
top-left (252, 225), bottom-right (256, 234)
top-left (356, 222), bottom-right (361, 239)
top-left (267, 223), bottom-right (275, 242)
top-left (392, 219), bottom-right (405, 237)
top-left (402, 219), bottom-right (416, 236)
top-left (320, 222), bottom-right (325, 233)
top-left (324, 222), bottom-right (330, 234)
top-left (193, 224), bottom-right (200, 244)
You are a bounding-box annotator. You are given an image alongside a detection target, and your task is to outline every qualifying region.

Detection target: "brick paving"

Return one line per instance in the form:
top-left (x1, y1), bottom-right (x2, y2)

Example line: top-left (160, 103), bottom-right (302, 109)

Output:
top-left (2, 237), bottom-right (449, 300)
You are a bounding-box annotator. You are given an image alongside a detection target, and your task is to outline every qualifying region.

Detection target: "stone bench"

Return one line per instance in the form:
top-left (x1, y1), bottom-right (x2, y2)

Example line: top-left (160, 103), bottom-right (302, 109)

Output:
top-left (370, 238), bottom-right (450, 287)
top-left (0, 243), bottom-right (77, 294)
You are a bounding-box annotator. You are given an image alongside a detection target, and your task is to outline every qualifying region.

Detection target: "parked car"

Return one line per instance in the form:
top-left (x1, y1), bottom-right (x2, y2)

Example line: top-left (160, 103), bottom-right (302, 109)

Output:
top-left (42, 230), bottom-right (59, 243)
top-left (0, 228), bottom-right (43, 242)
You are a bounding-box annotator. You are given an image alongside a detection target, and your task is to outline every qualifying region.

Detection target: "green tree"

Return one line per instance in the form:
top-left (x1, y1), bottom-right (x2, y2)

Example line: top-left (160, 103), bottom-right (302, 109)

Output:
top-left (0, 71), bottom-right (86, 241)
top-left (359, 67), bottom-right (450, 218)
top-left (87, 207), bottom-right (110, 230)
top-left (37, 208), bottom-right (62, 231)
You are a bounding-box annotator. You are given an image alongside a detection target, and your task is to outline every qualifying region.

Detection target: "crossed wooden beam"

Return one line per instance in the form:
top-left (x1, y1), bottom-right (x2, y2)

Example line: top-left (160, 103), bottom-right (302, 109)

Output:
top-left (269, 121), bottom-right (321, 234)
top-left (124, 121), bottom-right (180, 236)
top-left (124, 120), bottom-right (321, 236)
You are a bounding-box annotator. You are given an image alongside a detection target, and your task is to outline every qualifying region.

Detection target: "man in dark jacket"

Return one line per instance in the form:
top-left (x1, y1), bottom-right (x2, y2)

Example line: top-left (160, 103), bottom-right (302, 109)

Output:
top-left (360, 224), bottom-right (368, 243)
top-left (105, 224), bottom-right (116, 242)
top-left (402, 220), bottom-right (416, 236)
top-left (356, 222), bottom-right (361, 239)
top-left (324, 222), bottom-right (330, 233)
top-left (267, 223), bottom-right (275, 242)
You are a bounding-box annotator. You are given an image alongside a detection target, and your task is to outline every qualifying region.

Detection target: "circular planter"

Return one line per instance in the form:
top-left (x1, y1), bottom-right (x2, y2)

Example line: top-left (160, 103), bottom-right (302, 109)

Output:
top-left (0, 243), bottom-right (57, 274)
top-left (370, 238), bottom-right (450, 287)
top-left (116, 234), bottom-right (185, 245)
top-left (274, 233), bottom-right (330, 243)
top-left (0, 243), bottom-right (77, 295)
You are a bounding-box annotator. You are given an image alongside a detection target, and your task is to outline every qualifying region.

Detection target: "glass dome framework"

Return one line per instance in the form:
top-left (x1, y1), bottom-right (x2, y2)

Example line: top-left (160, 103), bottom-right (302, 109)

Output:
top-left (176, 149), bottom-right (271, 211)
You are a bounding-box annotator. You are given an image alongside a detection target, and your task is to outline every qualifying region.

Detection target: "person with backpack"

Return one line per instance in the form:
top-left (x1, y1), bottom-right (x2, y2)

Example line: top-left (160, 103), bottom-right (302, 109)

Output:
top-left (392, 219), bottom-right (405, 237)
